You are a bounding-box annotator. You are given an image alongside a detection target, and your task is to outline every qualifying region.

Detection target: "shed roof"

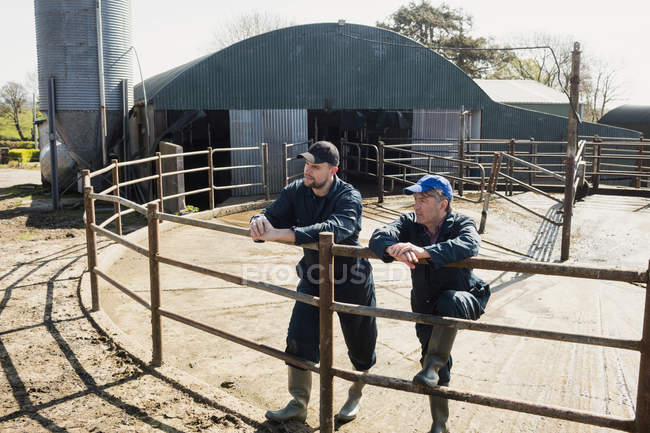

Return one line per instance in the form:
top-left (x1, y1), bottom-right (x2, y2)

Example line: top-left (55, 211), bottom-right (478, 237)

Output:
top-left (474, 79), bottom-right (568, 104)
top-left (599, 105), bottom-right (650, 125)
top-left (135, 22), bottom-right (487, 111)
top-left (599, 104), bottom-right (650, 137)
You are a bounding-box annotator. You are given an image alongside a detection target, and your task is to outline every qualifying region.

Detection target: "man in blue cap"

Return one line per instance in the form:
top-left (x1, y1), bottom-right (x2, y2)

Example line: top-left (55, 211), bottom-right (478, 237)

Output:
top-left (369, 174), bottom-right (490, 433)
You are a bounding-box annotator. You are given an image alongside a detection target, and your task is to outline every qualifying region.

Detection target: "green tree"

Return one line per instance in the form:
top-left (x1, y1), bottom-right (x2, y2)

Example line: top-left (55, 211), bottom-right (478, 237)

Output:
top-left (0, 81), bottom-right (28, 141)
top-left (377, 1), bottom-right (512, 78)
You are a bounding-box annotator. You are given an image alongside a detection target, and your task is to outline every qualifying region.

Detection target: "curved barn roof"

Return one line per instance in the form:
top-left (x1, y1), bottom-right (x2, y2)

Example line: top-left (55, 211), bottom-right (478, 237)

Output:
top-left (599, 105), bottom-right (650, 137)
top-left (134, 23), bottom-right (638, 140)
top-left (135, 22), bottom-right (489, 110)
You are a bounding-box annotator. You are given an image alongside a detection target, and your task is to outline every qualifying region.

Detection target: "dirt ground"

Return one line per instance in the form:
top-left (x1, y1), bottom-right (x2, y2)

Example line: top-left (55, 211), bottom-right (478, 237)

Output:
top-left (1, 167), bottom-right (649, 432)
top-left (0, 168), bottom-right (269, 432)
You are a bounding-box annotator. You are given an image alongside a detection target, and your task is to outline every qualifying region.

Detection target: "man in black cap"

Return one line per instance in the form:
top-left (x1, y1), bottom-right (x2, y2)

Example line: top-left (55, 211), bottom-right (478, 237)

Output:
top-left (369, 174), bottom-right (490, 433)
top-left (250, 141), bottom-right (377, 425)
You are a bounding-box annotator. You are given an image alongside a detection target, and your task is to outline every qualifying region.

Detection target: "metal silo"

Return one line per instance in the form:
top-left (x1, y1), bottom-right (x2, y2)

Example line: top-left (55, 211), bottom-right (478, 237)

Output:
top-left (35, 0), bottom-right (133, 171)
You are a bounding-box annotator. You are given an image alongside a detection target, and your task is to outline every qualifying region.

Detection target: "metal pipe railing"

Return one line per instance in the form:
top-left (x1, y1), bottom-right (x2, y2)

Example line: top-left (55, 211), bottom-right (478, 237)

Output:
top-left (81, 148), bottom-right (650, 433)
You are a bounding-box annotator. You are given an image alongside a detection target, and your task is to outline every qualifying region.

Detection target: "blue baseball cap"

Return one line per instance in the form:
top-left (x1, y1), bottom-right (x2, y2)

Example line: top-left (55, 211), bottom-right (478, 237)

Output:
top-left (403, 174), bottom-right (453, 201)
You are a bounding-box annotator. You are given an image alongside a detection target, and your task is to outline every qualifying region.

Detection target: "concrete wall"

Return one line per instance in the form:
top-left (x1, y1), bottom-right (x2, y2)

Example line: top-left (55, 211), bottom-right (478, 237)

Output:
top-left (160, 141), bottom-right (185, 214)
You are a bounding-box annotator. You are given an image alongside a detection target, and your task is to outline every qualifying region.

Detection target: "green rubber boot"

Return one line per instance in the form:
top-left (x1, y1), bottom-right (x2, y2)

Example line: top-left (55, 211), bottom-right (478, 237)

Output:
top-left (413, 326), bottom-right (457, 387)
top-left (265, 366), bottom-right (311, 423)
top-left (428, 393), bottom-right (450, 433)
top-left (335, 372), bottom-right (367, 422)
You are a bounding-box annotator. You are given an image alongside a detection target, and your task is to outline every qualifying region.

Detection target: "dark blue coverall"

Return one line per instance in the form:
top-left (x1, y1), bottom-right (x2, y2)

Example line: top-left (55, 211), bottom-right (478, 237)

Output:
top-left (368, 211), bottom-right (489, 384)
top-left (257, 175), bottom-right (377, 371)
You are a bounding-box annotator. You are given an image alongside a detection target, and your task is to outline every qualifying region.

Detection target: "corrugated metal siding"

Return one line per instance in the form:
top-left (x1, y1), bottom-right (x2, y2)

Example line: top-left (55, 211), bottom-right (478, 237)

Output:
top-left (412, 109), bottom-right (461, 174)
top-left (229, 110), bottom-right (264, 196)
top-left (261, 109), bottom-right (308, 193)
top-left (100, 0), bottom-right (133, 108)
top-left (229, 109), bottom-right (307, 196)
top-left (510, 103), bottom-right (570, 117)
top-left (482, 103), bottom-right (638, 140)
top-left (35, 0), bottom-right (133, 110)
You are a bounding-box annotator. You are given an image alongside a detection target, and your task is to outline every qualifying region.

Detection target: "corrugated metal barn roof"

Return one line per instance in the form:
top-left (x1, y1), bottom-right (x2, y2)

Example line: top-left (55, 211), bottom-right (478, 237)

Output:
top-left (475, 79), bottom-right (567, 104)
top-left (136, 22), bottom-right (483, 110)
top-left (134, 23), bottom-right (638, 140)
top-left (599, 105), bottom-right (650, 137)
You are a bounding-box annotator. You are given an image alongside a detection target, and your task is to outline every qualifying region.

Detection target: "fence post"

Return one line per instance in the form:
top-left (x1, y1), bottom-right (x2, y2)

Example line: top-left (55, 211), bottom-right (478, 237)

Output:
top-left (377, 141), bottom-right (385, 203)
top-left (593, 136), bottom-right (601, 189)
top-left (282, 141), bottom-right (288, 187)
top-left (634, 260), bottom-right (650, 432)
top-left (507, 139), bottom-right (515, 196)
top-left (636, 140), bottom-right (642, 189)
top-left (529, 138), bottom-right (536, 187)
top-left (561, 42), bottom-right (581, 262)
top-left (319, 232), bottom-right (334, 433)
top-left (156, 152), bottom-right (164, 214)
top-left (207, 147), bottom-right (215, 210)
top-left (263, 142), bottom-right (270, 201)
top-left (111, 159), bottom-right (122, 236)
top-left (458, 107), bottom-right (465, 197)
top-left (82, 171), bottom-right (99, 312)
top-left (479, 153), bottom-right (501, 234)
top-left (147, 202), bottom-right (163, 367)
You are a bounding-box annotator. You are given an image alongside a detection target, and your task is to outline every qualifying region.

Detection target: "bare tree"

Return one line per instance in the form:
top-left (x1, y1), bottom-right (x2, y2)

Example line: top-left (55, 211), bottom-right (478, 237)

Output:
top-left (582, 60), bottom-right (619, 122)
top-left (488, 33), bottom-right (574, 92)
top-left (24, 71), bottom-right (39, 109)
top-left (489, 33), bottom-right (623, 122)
top-left (210, 11), bottom-right (295, 52)
top-left (24, 71), bottom-right (40, 140)
top-left (0, 81), bottom-right (28, 140)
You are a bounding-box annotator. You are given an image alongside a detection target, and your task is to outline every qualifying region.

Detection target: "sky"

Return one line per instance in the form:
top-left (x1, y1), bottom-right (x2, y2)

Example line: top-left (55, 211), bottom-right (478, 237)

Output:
top-left (2, 0), bottom-right (648, 110)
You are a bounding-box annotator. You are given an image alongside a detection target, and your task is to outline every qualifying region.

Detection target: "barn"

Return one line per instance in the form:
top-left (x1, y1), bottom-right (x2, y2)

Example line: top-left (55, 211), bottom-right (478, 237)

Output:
top-left (132, 22), bottom-right (637, 205)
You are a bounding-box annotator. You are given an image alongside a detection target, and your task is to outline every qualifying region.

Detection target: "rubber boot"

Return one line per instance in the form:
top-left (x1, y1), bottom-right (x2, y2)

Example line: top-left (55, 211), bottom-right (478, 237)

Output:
top-left (335, 371), bottom-right (367, 422)
top-left (413, 326), bottom-right (457, 387)
top-left (265, 366), bottom-right (311, 423)
top-left (428, 394), bottom-right (449, 433)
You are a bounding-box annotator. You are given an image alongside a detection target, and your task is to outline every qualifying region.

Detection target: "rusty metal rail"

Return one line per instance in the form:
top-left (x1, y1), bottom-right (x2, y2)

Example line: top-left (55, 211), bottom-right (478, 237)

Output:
top-left (340, 140), bottom-right (486, 204)
top-left (81, 150), bottom-right (650, 433)
top-left (479, 152), bottom-right (565, 233)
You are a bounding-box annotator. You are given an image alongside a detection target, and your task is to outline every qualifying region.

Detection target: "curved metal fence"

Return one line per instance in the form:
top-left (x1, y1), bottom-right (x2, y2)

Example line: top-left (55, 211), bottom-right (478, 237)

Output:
top-left (82, 148), bottom-right (650, 433)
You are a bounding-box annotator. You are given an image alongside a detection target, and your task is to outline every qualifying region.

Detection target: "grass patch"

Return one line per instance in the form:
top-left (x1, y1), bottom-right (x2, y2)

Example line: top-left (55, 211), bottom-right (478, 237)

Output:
top-left (0, 162), bottom-right (40, 170)
top-left (0, 183), bottom-right (47, 201)
top-left (18, 231), bottom-right (37, 241)
top-left (0, 110), bottom-right (36, 141)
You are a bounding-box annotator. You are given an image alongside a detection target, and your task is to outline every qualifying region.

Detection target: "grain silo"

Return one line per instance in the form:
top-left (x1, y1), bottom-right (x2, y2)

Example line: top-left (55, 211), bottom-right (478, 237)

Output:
top-left (35, 0), bottom-right (133, 174)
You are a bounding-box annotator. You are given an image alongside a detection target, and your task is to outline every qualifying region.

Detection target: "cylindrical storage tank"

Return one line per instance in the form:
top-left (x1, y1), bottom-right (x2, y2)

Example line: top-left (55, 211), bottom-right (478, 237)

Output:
top-left (35, 0), bottom-right (133, 171)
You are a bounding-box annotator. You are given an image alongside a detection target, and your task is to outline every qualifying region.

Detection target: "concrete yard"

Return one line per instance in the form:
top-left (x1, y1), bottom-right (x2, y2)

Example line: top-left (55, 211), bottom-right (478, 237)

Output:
top-left (98, 191), bottom-right (650, 433)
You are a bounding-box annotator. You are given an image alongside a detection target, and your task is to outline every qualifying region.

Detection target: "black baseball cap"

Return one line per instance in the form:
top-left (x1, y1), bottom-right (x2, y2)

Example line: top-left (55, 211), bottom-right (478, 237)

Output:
top-left (297, 141), bottom-right (340, 166)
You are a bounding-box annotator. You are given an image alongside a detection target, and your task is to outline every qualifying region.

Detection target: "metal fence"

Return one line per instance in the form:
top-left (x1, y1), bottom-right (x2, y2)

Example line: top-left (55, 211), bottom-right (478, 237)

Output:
top-left (81, 150), bottom-right (650, 433)
top-left (282, 140), bottom-right (311, 187)
top-left (87, 145), bottom-right (271, 236)
top-left (582, 136), bottom-right (650, 189)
